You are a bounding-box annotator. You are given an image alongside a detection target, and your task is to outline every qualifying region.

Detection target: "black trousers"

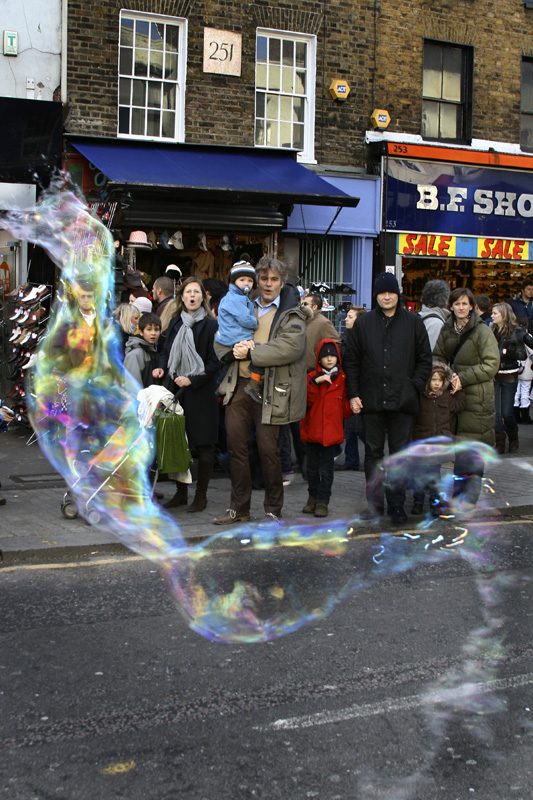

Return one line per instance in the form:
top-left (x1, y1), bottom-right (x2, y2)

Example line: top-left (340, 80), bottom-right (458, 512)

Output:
top-left (361, 411), bottom-right (414, 511)
top-left (306, 442), bottom-right (335, 504)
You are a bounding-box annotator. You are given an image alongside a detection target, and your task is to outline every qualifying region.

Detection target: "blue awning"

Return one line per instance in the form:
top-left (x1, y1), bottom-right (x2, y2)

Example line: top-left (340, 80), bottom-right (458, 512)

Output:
top-left (70, 139), bottom-right (359, 208)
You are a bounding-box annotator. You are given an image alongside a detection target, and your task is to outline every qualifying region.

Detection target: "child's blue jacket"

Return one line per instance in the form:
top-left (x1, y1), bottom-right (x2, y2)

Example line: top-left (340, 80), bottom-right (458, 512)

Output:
top-left (216, 284), bottom-right (259, 346)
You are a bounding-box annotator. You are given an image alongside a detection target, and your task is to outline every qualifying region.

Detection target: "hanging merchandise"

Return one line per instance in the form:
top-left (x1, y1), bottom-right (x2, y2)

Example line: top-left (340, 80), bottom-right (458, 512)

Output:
top-left (126, 230), bottom-right (152, 249)
top-left (170, 230), bottom-right (184, 250)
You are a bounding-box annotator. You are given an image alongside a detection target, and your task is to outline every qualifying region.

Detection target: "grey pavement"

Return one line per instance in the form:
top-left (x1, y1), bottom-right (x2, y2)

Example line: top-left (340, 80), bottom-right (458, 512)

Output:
top-left (1, 419), bottom-right (533, 563)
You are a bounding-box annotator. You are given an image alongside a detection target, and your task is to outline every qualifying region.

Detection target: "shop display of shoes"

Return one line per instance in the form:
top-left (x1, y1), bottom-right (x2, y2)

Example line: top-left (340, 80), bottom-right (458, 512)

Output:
top-left (2, 283), bottom-right (52, 427)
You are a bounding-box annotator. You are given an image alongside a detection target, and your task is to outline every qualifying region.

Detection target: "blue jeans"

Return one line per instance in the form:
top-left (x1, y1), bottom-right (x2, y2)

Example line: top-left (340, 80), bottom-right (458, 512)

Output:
top-left (306, 442), bottom-right (335, 504)
top-left (494, 377), bottom-right (518, 434)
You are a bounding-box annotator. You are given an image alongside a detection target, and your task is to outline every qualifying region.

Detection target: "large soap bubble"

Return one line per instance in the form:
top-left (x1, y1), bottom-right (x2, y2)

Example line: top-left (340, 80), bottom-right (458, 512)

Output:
top-left (2, 189), bottom-right (502, 650)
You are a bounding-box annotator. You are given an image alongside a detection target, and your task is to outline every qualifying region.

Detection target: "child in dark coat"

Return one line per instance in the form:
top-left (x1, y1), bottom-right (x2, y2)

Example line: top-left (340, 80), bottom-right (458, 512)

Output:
top-left (300, 339), bottom-right (352, 518)
top-left (411, 361), bottom-right (465, 516)
top-left (123, 313), bottom-right (161, 387)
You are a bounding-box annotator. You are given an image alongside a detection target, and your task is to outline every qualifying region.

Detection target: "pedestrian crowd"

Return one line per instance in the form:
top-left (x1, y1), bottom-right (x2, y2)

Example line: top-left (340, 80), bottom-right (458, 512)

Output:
top-left (4, 259), bottom-right (533, 524)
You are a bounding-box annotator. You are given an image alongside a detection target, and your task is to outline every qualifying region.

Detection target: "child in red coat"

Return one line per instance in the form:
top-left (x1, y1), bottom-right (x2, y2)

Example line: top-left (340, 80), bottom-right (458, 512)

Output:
top-left (300, 339), bottom-right (352, 518)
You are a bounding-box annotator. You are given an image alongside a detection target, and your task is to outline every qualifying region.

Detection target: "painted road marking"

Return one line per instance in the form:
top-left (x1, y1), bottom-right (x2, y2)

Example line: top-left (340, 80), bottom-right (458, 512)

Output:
top-left (265, 673), bottom-right (533, 731)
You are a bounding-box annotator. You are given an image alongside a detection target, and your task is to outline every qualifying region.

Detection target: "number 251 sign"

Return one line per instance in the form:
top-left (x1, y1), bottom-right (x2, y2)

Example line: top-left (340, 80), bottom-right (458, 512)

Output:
top-left (203, 28), bottom-right (242, 76)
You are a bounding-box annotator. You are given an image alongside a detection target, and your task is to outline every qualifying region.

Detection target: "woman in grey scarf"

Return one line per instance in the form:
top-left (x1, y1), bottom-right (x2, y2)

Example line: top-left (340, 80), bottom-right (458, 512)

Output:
top-left (154, 278), bottom-right (219, 512)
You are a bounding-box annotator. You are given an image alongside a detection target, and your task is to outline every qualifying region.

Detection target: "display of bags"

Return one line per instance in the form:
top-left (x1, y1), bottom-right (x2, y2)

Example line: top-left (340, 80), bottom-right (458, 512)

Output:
top-left (154, 402), bottom-right (192, 473)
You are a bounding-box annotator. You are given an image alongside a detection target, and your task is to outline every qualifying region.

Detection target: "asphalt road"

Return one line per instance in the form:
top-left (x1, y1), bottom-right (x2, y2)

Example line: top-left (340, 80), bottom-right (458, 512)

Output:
top-left (1, 518), bottom-right (532, 800)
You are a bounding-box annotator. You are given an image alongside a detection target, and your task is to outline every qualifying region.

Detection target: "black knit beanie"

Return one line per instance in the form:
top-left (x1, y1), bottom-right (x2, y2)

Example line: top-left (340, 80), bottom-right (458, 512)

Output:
top-left (373, 271), bottom-right (400, 298)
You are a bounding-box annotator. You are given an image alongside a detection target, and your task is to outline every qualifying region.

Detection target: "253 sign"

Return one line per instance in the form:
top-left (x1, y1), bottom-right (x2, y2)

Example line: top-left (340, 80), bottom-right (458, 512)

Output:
top-left (203, 28), bottom-right (242, 76)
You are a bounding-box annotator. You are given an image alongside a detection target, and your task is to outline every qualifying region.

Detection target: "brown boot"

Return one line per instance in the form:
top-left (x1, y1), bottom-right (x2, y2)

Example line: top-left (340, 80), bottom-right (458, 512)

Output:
top-left (314, 502), bottom-right (328, 517)
top-left (164, 481), bottom-right (188, 508)
top-left (302, 497), bottom-right (316, 514)
top-left (494, 432), bottom-right (506, 455)
top-left (508, 428), bottom-right (519, 453)
top-left (187, 460), bottom-right (213, 512)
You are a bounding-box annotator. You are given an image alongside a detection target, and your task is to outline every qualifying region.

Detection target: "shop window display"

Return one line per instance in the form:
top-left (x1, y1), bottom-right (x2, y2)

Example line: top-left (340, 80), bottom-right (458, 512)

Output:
top-left (402, 258), bottom-right (533, 310)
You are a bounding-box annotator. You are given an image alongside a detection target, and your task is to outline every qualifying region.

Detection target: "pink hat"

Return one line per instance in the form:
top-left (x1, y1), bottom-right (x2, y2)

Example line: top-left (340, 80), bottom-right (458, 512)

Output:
top-left (132, 296), bottom-right (152, 314)
top-left (127, 230), bottom-right (151, 249)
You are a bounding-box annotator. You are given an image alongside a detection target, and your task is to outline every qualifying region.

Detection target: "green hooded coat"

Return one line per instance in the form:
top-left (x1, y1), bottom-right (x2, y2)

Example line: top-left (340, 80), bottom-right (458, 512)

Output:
top-left (433, 313), bottom-right (500, 445)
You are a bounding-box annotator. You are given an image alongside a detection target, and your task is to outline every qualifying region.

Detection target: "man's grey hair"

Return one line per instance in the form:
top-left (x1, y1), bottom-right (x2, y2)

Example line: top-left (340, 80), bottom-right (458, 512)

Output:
top-left (420, 279), bottom-right (450, 309)
top-left (255, 256), bottom-right (289, 283)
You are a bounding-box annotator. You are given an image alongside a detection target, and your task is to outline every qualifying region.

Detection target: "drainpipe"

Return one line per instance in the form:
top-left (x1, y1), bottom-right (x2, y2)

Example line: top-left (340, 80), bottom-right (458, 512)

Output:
top-left (61, 0), bottom-right (68, 104)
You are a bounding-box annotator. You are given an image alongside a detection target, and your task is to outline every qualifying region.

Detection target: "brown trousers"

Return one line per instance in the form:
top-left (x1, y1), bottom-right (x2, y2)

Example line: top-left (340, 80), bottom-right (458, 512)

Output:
top-left (225, 378), bottom-right (283, 515)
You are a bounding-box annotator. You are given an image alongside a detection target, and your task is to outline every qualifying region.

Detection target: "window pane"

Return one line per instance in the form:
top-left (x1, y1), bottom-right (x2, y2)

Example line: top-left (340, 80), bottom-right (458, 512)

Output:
top-left (266, 120), bottom-right (279, 147)
top-left (266, 94), bottom-right (279, 119)
top-left (135, 19), bottom-right (149, 46)
top-left (293, 97), bottom-right (304, 122)
top-left (132, 79), bottom-right (145, 106)
top-left (119, 77), bottom-right (131, 104)
top-left (295, 70), bottom-right (306, 95)
top-left (151, 22), bottom-right (164, 50)
top-left (166, 25), bottom-right (179, 53)
top-left (165, 53), bottom-right (177, 80)
top-left (268, 65), bottom-right (280, 91)
top-left (280, 122), bottom-right (292, 148)
top-left (442, 48), bottom-right (462, 102)
top-left (132, 107), bottom-right (145, 135)
top-left (295, 41), bottom-right (306, 68)
top-left (421, 100), bottom-right (439, 138)
top-left (120, 18), bottom-right (134, 47)
top-left (119, 47), bottom-right (133, 75)
top-left (134, 50), bottom-right (148, 77)
top-left (423, 44), bottom-right (442, 99)
top-left (162, 110), bottom-right (175, 138)
top-left (293, 122), bottom-right (304, 150)
top-left (163, 83), bottom-right (176, 110)
top-left (440, 103), bottom-right (459, 139)
top-left (118, 106), bottom-right (130, 134)
top-left (256, 63), bottom-right (267, 90)
top-left (257, 35), bottom-right (267, 62)
top-left (150, 50), bottom-right (163, 79)
top-left (269, 38), bottom-right (281, 63)
top-left (521, 61), bottom-right (533, 113)
top-left (520, 114), bottom-right (533, 151)
top-left (255, 119), bottom-right (265, 146)
top-left (282, 39), bottom-right (294, 66)
top-left (282, 66), bottom-right (294, 94)
top-left (280, 96), bottom-right (292, 121)
top-left (148, 81), bottom-right (161, 108)
top-left (147, 109), bottom-right (160, 136)
top-left (256, 91), bottom-right (265, 117)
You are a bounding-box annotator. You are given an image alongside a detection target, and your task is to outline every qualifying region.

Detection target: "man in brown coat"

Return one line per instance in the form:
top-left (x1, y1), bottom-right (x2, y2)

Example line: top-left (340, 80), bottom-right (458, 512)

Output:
top-left (302, 293), bottom-right (341, 372)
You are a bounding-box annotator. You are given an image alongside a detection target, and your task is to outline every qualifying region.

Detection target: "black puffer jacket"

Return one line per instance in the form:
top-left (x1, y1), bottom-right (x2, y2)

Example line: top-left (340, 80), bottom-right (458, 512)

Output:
top-left (344, 306), bottom-right (432, 414)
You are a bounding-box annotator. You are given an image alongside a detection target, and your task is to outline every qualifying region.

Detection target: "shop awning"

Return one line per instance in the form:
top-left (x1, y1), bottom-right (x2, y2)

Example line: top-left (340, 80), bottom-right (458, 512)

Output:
top-left (69, 138), bottom-right (360, 209)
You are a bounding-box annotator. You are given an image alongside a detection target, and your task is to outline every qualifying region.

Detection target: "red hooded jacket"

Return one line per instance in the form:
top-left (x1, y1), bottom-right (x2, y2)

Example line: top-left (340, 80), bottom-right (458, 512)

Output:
top-left (299, 338), bottom-right (353, 446)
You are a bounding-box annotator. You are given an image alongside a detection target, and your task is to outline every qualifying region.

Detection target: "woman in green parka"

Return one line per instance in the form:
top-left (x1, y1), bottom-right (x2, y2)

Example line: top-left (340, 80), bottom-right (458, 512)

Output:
top-left (433, 287), bottom-right (500, 504)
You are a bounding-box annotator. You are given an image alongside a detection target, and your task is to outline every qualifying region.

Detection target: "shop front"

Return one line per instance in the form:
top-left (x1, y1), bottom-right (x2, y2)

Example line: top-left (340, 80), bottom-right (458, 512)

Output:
top-left (65, 137), bottom-right (360, 294)
top-left (0, 97), bottom-right (62, 295)
top-left (382, 145), bottom-right (533, 309)
top-left (284, 173), bottom-right (380, 310)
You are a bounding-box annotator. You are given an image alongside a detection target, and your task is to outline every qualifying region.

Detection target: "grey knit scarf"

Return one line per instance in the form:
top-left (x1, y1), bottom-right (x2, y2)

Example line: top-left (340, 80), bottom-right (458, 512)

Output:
top-left (167, 308), bottom-right (206, 379)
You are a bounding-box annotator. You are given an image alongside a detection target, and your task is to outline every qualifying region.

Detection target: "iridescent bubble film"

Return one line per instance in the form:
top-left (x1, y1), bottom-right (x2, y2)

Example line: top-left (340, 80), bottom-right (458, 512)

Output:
top-left (2, 191), bottom-right (505, 663)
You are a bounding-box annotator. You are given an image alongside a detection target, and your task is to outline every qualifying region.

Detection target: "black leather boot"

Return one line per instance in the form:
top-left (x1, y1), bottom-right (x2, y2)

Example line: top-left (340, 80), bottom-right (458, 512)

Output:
top-left (187, 460), bottom-right (213, 512)
top-left (164, 481), bottom-right (188, 508)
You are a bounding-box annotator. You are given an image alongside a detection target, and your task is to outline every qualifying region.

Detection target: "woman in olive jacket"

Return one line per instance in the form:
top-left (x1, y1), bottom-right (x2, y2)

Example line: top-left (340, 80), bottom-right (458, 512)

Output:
top-left (433, 287), bottom-right (500, 505)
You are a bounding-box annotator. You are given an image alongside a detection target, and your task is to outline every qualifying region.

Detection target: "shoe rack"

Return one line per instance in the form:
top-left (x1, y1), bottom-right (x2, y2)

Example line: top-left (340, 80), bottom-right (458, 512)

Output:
top-left (2, 283), bottom-right (52, 426)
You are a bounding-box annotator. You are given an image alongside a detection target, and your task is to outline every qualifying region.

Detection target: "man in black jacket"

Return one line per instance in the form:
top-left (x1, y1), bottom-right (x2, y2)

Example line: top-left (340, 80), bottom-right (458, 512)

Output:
top-left (344, 272), bottom-right (432, 523)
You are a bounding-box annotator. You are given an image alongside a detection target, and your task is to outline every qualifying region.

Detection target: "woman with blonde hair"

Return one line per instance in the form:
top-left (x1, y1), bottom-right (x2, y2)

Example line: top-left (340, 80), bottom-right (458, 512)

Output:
top-left (153, 277), bottom-right (219, 512)
top-left (491, 302), bottom-right (528, 453)
top-left (113, 302), bottom-right (140, 357)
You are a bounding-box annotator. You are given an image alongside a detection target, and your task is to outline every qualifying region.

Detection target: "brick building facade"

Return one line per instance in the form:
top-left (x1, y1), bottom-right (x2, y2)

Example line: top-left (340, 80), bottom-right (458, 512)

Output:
top-left (62, 0), bottom-right (533, 307)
